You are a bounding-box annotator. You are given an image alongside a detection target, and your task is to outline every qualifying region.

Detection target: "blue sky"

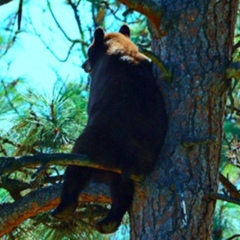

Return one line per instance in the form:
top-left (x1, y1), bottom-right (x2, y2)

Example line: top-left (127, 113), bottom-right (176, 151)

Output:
top-left (0, 0), bottom-right (89, 94)
top-left (0, 0), bottom-right (143, 97)
top-left (0, 0), bottom-right (136, 130)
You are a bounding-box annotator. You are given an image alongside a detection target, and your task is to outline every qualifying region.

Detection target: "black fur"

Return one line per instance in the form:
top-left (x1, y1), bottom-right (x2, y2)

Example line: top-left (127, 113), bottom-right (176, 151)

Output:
top-left (51, 25), bottom-right (168, 234)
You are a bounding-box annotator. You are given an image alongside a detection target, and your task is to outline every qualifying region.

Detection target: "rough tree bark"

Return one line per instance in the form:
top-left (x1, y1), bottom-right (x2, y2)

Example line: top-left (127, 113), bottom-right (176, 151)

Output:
top-left (118, 0), bottom-right (239, 239)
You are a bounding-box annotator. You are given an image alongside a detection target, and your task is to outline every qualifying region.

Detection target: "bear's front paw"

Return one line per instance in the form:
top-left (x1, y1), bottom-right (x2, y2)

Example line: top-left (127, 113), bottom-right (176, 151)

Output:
top-left (95, 218), bottom-right (121, 234)
top-left (51, 202), bottom-right (78, 220)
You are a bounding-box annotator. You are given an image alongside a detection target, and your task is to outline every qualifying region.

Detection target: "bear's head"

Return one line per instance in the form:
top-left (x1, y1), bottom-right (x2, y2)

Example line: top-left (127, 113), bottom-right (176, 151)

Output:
top-left (82, 25), bottom-right (149, 73)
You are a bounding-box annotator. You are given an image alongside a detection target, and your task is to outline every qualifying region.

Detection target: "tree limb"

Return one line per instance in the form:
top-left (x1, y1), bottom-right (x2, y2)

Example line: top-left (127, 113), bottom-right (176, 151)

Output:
top-left (0, 175), bottom-right (63, 200)
top-left (207, 192), bottom-right (240, 206)
top-left (0, 153), bottom-right (121, 176)
top-left (118, 0), bottom-right (164, 29)
top-left (0, 182), bottom-right (111, 237)
top-left (0, 153), bottom-right (143, 181)
top-left (0, 0), bottom-right (13, 6)
top-left (219, 173), bottom-right (240, 199)
top-left (0, 153), bottom-right (140, 236)
top-left (139, 47), bottom-right (172, 82)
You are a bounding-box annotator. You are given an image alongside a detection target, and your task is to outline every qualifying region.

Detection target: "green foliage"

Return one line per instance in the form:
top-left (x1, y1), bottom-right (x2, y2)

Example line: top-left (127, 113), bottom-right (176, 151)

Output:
top-left (0, 79), bottom-right (24, 117)
top-left (0, 0), bottom-right (146, 238)
top-left (0, 78), bottom-right (131, 239)
top-left (1, 0), bottom-right (239, 239)
top-left (213, 202), bottom-right (240, 240)
top-left (213, 12), bottom-right (240, 240)
top-left (0, 78), bottom-right (88, 156)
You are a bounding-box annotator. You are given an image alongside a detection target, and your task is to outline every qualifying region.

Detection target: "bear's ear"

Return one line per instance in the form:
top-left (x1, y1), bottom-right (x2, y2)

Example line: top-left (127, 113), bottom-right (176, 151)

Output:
top-left (94, 27), bottom-right (105, 45)
top-left (119, 24), bottom-right (130, 38)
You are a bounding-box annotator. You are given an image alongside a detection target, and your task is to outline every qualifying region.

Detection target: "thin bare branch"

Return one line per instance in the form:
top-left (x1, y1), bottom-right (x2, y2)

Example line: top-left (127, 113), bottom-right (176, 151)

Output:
top-left (219, 173), bottom-right (240, 199)
top-left (101, 1), bottom-right (125, 23)
top-left (31, 24), bottom-right (86, 62)
top-left (17, 0), bottom-right (23, 30)
top-left (0, 15), bottom-right (18, 57)
top-left (1, 80), bottom-right (20, 115)
top-left (47, 0), bottom-right (73, 42)
top-left (0, 175), bottom-right (63, 200)
top-left (207, 192), bottom-right (240, 206)
top-left (61, 41), bottom-right (78, 62)
top-left (67, 0), bottom-right (87, 56)
top-left (67, 0), bottom-right (83, 37)
top-left (226, 234), bottom-right (240, 240)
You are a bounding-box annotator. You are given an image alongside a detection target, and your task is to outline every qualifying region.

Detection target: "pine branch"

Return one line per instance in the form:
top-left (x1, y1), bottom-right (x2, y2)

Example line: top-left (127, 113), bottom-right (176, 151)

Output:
top-left (0, 153), bottom-right (142, 181)
top-left (0, 153), bottom-right (121, 176)
top-left (0, 182), bottom-right (111, 237)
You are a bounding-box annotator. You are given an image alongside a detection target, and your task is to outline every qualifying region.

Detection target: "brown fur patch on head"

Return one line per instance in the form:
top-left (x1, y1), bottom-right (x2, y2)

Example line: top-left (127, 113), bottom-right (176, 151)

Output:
top-left (105, 33), bottom-right (150, 64)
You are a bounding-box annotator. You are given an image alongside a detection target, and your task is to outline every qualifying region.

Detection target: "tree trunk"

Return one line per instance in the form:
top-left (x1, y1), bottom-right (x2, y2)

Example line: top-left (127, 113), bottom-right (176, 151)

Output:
top-left (125, 1), bottom-right (238, 239)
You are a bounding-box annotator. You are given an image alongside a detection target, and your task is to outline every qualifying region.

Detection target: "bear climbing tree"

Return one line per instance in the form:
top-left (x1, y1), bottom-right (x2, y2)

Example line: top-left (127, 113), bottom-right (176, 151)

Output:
top-left (51, 25), bottom-right (168, 234)
top-left (0, 1), bottom-right (239, 239)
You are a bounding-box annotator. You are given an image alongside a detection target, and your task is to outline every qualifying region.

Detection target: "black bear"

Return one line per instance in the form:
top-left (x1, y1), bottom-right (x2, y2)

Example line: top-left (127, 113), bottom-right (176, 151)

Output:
top-left (51, 25), bottom-right (168, 234)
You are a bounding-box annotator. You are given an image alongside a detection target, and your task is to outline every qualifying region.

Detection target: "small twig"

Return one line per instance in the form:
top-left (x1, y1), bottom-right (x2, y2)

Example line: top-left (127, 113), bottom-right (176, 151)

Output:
top-left (207, 192), bottom-right (240, 206)
top-left (17, 0), bottom-right (23, 30)
top-left (31, 163), bottom-right (47, 179)
top-left (226, 105), bottom-right (240, 115)
top-left (47, 0), bottom-right (73, 42)
top-left (101, 1), bottom-right (125, 22)
top-left (226, 234), bottom-right (240, 240)
top-left (67, 0), bottom-right (87, 56)
top-left (60, 41), bottom-right (78, 62)
top-left (139, 48), bottom-right (172, 82)
top-left (219, 173), bottom-right (240, 199)
top-left (1, 80), bottom-right (20, 115)
top-left (0, 175), bottom-right (63, 200)
top-left (182, 135), bottom-right (216, 148)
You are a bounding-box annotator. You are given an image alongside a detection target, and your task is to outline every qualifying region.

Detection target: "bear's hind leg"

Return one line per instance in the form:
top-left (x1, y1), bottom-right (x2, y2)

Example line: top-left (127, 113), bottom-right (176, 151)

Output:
top-left (51, 166), bottom-right (92, 220)
top-left (96, 174), bottom-right (134, 234)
